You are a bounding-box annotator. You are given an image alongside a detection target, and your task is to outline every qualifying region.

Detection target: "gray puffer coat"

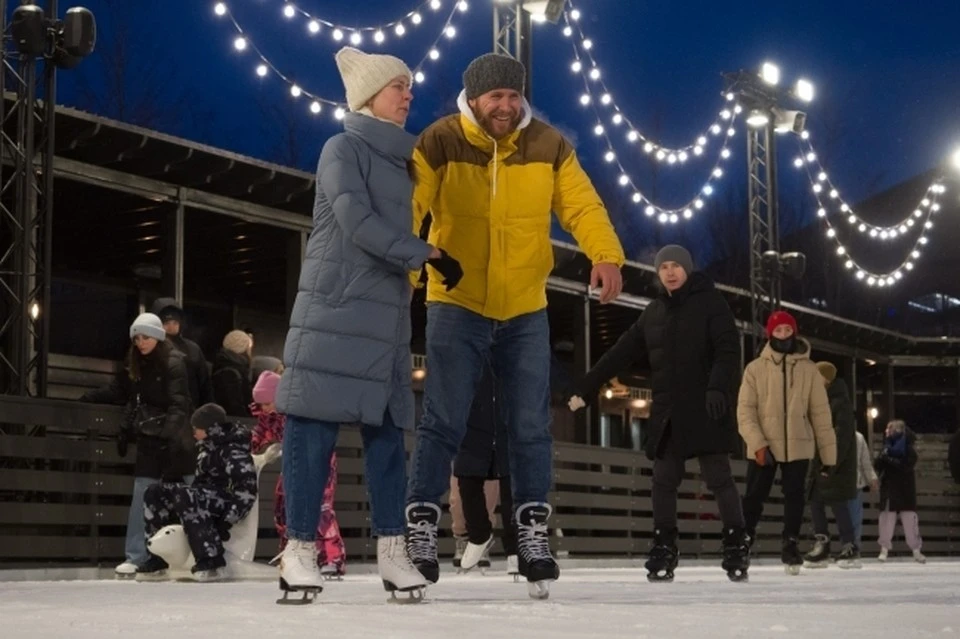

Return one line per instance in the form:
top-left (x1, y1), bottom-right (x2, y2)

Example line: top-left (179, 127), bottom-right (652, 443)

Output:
top-left (276, 113), bottom-right (433, 429)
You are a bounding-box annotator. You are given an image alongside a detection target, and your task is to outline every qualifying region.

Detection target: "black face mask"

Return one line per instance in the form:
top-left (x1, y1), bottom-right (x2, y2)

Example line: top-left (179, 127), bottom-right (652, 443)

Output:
top-left (770, 336), bottom-right (795, 354)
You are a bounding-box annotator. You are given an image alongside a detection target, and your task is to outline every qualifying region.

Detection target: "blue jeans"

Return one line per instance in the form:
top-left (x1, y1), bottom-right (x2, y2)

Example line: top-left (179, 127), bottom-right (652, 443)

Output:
top-left (848, 492), bottom-right (864, 549)
top-left (126, 474), bottom-right (193, 566)
top-left (283, 412), bottom-right (407, 538)
top-left (408, 303), bottom-right (553, 507)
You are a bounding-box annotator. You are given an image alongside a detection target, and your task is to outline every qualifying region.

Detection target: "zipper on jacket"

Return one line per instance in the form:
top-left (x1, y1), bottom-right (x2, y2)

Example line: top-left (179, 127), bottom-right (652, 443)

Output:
top-left (781, 355), bottom-right (789, 462)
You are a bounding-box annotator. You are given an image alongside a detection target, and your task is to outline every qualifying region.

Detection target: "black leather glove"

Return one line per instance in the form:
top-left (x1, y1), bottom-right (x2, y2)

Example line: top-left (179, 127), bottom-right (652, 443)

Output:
top-left (116, 429), bottom-right (129, 458)
top-left (705, 389), bottom-right (728, 420)
top-left (427, 249), bottom-right (463, 291)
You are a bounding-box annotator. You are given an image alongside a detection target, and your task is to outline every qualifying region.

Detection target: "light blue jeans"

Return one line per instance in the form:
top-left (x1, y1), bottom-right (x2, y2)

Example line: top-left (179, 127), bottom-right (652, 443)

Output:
top-left (848, 492), bottom-right (864, 549)
top-left (125, 475), bottom-right (193, 566)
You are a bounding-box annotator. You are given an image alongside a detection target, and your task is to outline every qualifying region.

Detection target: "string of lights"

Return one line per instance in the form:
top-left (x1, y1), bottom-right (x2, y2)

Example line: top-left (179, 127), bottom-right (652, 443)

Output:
top-left (212, 1), bottom-right (465, 119)
top-left (796, 134), bottom-right (947, 286)
top-left (562, 6), bottom-right (733, 160)
top-left (267, 0), bottom-right (467, 47)
top-left (793, 136), bottom-right (944, 237)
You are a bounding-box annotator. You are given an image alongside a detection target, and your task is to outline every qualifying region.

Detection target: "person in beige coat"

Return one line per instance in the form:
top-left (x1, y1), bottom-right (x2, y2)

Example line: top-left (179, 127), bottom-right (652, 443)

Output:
top-left (737, 310), bottom-right (836, 573)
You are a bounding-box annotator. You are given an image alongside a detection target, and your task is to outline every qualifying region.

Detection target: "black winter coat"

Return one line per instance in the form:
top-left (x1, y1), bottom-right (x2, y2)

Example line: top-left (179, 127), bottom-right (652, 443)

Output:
top-left (876, 430), bottom-right (918, 512)
top-left (80, 346), bottom-right (195, 478)
top-left (453, 363), bottom-right (509, 479)
top-left (211, 349), bottom-right (253, 417)
top-left (576, 272), bottom-right (741, 460)
top-left (808, 378), bottom-right (858, 502)
top-left (150, 297), bottom-right (214, 408)
top-left (193, 422), bottom-right (259, 525)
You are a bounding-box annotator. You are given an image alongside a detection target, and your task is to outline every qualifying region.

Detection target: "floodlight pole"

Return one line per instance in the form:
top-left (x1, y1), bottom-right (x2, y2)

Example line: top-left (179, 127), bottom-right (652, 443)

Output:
top-left (493, 0), bottom-right (533, 101)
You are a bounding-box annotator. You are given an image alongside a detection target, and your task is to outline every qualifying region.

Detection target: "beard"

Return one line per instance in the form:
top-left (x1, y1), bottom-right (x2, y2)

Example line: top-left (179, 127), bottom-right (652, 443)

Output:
top-left (473, 107), bottom-right (522, 139)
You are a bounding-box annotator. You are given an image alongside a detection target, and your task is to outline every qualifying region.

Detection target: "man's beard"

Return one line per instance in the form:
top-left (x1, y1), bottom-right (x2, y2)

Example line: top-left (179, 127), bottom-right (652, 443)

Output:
top-left (473, 108), bottom-right (522, 139)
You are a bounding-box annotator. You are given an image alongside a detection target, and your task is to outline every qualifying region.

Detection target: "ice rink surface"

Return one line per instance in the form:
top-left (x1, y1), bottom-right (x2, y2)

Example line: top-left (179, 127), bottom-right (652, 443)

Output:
top-left (2, 561), bottom-right (958, 638)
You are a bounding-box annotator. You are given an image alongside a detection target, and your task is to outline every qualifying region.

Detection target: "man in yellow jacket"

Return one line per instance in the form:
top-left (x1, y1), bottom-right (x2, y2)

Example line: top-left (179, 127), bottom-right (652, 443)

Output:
top-left (404, 53), bottom-right (625, 598)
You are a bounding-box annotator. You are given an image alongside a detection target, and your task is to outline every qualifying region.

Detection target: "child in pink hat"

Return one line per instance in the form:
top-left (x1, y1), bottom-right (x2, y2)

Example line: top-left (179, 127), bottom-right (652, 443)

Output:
top-left (250, 370), bottom-right (345, 577)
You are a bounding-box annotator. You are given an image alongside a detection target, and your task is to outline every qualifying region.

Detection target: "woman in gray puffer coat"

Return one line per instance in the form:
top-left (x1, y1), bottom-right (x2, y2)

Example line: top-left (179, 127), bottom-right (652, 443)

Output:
top-left (273, 47), bottom-right (461, 603)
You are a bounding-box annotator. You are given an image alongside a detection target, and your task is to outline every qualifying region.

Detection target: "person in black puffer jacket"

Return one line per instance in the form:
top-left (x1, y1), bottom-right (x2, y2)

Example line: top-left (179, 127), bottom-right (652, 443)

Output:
top-left (568, 245), bottom-right (747, 581)
top-left (79, 313), bottom-right (194, 579)
top-left (212, 330), bottom-right (253, 417)
top-left (150, 297), bottom-right (214, 408)
top-left (139, 403), bottom-right (259, 581)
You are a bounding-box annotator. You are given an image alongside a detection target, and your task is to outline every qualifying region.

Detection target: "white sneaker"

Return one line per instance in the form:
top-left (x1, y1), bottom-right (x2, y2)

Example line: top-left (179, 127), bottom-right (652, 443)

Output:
top-left (878, 547), bottom-right (889, 562)
top-left (378, 535), bottom-right (426, 594)
top-left (460, 535), bottom-right (495, 572)
top-left (279, 540), bottom-right (323, 591)
top-left (114, 561), bottom-right (138, 579)
top-left (913, 549), bottom-right (927, 564)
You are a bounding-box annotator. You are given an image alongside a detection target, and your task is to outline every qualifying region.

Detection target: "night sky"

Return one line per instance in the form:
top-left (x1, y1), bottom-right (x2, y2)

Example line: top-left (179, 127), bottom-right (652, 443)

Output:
top-left (52, 0), bottom-right (960, 263)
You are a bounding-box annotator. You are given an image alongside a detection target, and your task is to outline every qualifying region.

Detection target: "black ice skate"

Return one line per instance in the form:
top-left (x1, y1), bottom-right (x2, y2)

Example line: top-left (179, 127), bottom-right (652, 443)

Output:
top-left (189, 554), bottom-right (227, 582)
top-left (405, 502), bottom-right (441, 584)
top-left (782, 537), bottom-right (804, 576)
top-left (516, 502), bottom-right (559, 600)
top-left (135, 554), bottom-right (170, 582)
top-left (721, 527), bottom-right (750, 582)
top-left (645, 528), bottom-right (679, 583)
top-left (836, 542), bottom-right (862, 569)
top-left (803, 534), bottom-right (830, 569)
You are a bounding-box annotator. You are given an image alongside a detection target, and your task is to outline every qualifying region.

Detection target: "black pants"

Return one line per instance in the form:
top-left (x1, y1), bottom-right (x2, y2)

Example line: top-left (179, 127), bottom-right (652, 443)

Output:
top-left (457, 475), bottom-right (517, 555)
top-left (741, 459), bottom-right (810, 539)
top-left (144, 482), bottom-right (228, 562)
top-left (810, 497), bottom-right (856, 547)
top-left (651, 431), bottom-right (745, 531)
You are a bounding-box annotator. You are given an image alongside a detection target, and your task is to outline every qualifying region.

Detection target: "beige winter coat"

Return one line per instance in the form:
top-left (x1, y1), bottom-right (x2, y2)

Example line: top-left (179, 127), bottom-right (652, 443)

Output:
top-left (737, 338), bottom-right (836, 465)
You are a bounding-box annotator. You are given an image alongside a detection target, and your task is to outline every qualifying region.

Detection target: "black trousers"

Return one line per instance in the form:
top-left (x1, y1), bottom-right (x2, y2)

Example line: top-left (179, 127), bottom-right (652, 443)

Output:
top-left (810, 497), bottom-right (856, 547)
top-left (741, 459), bottom-right (810, 540)
top-left (457, 475), bottom-right (517, 555)
top-left (651, 430), bottom-right (745, 531)
top-left (144, 482), bottom-right (227, 562)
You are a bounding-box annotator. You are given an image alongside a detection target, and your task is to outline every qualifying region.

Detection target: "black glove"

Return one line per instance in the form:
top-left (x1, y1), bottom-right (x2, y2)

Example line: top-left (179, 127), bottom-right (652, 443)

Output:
top-left (427, 249), bottom-right (463, 291)
top-left (819, 465), bottom-right (834, 479)
top-left (116, 429), bottom-right (129, 458)
top-left (705, 389), bottom-right (728, 420)
top-left (216, 519), bottom-right (232, 542)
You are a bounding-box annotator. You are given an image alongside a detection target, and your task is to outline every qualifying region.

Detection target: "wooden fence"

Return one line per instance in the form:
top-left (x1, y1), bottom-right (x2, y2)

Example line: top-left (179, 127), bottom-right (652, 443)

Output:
top-left (1, 395), bottom-right (958, 566)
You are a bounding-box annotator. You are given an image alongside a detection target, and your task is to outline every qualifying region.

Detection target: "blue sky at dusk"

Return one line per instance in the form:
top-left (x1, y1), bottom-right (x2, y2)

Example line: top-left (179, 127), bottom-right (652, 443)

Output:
top-left (51, 0), bottom-right (960, 261)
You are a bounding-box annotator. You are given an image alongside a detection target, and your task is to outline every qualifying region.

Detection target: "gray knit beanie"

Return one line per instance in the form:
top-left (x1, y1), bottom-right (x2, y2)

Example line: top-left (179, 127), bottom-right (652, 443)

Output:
top-left (654, 245), bottom-right (694, 274)
top-left (129, 313), bottom-right (166, 342)
top-left (191, 403), bottom-right (227, 431)
top-left (463, 53), bottom-right (525, 100)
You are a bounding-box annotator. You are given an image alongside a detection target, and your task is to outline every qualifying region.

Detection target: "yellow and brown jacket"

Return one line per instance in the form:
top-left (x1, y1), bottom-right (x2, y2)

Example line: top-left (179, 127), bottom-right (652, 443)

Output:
top-left (411, 91), bottom-right (625, 321)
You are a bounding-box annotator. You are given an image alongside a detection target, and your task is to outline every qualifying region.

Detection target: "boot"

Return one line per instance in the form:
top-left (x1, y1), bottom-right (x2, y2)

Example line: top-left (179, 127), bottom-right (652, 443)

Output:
top-left (461, 535), bottom-right (495, 572)
top-left (378, 535), bottom-right (426, 602)
top-left (405, 502), bottom-right (441, 584)
top-left (516, 502), bottom-right (559, 599)
top-left (278, 539), bottom-right (323, 593)
top-left (912, 548), bottom-right (927, 564)
top-left (781, 537), bottom-right (803, 575)
top-left (645, 528), bottom-right (679, 582)
top-left (135, 554), bottom-right (170, 582)
top-left (721, 527), bottom-right (750, 581)
top-left (836, 543), bottom-right (862, 569)
top-left (803, 534), bottom-right (830, 568)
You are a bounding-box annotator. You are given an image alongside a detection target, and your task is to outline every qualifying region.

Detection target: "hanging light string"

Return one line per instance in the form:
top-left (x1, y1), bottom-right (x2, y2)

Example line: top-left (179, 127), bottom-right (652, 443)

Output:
top-left (795, 134), bottom-right (946, 287)
top-left (271, 0), bottom-right (453, 43)
top-left (568, 24), bottom-right (739, 224)
top-left (212, 1), bottom-right (465, 119)
top-left (793, 135), bottom-right (944, 238)
top-left (562, 5), bottom-right (733, 160)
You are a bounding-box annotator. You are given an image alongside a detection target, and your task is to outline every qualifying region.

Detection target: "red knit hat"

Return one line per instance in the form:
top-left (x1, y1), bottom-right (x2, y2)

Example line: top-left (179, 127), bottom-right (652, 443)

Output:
top-left (766, 310), bottom-right (798, 338)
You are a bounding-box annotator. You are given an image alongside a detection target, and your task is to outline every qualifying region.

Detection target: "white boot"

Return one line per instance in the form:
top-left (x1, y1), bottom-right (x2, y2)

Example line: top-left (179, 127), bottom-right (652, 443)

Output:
top-left (460, 535), bottom-right (495, 572)
top-left (378, 535), bottom-right (426, 603)
top-left (279, 540), bottom-right (323, 591)
top-left (912, 549), bottom-right (927, 564)
top-left (114, 561), bottom-right (138, 580)
top-left (878, 547), bottom-right (889, 562)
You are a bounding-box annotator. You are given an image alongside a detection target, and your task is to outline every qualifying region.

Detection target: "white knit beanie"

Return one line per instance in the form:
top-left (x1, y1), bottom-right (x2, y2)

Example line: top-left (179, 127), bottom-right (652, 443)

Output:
top-left (334, 46), bottom-right (412, 112)
top-left (129, 313), bottom-right (166, 342)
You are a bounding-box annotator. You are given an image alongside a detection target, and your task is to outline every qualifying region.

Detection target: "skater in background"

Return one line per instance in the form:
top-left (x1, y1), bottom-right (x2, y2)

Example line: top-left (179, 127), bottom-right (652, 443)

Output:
top-left (450, 360), bottom-right (518, 577)
top-left (79, 313), bottom-right (195, 579)
top-left (212, 329), bottom-right (254, 416)
top-left (875, 419), bottom-right (926, 563)
top-left (150, 297), bottom-right (214, 407)
top-left (568, 246), bottom-right (749, 582)
top-left (140, 403), bottom-right (258, 581)
top-left (274, 46), bottom-right (453, 603)
top-left (250, 371), bottom-right (345, 578)
top-left (738, 311), bottom-right (836, 574)
top-left (852, 430), bottom-right (879, 550)
top-left (803, 362), bottom-right (860, 568)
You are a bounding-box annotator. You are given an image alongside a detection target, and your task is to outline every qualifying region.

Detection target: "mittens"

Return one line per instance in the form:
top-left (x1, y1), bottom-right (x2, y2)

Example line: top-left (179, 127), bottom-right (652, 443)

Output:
top-left (427, 249), bottom-right (464, 291)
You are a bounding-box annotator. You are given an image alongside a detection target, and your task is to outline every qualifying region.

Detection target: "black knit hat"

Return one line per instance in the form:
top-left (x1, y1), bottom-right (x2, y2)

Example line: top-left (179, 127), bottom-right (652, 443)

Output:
top-left (463, 53), bottom-right (525, 100)
top-left (191, 403), bottom-right (227, 431)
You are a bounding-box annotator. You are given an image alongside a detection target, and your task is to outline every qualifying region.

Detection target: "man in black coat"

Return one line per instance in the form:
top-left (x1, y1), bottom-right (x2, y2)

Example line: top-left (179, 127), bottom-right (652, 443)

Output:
top-left (568, 245), bottom-right (747, 581)
top-left (151, 297), bottom-right (214, 408)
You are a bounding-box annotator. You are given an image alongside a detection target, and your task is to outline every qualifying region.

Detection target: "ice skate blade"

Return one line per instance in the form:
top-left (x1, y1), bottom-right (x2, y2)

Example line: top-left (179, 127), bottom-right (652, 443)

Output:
top-left (510, 573), bottom-right (521, 583)
top-left (114, 572), bottom-right (137, 581)
top-left (646, 571), bottom-right (675, 583)
top-left (527, 579), bottom-right (552, 600)
top-left (276, 577), bottom-right (322, 605)
top-left (726, 569), bottom-right (749, 582)
top-left (803, 560), bottom-right (829, 569)
top-left (784, 564), bottom-right (802, 576)
top-left (387, 587), bottom-right (425, 604)
top-left (838, 561), bottom-right (862, 570)
top-left (134, 571), bottom-right (170, 583)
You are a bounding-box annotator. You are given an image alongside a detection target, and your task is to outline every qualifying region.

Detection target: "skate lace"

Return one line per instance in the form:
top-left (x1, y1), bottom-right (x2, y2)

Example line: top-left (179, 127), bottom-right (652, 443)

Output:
top-left (518, 520), bottom-right (551, 562)
top-left (406, 519), bottom-right (437, 562)
top-left (293, 540), bottom-right (319, 570)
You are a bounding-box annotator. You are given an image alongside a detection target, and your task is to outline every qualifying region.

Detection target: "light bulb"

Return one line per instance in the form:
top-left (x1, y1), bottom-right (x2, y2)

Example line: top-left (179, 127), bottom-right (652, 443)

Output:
top-left (570, 8), bottom-right (581, 20)
top-left (932, 203), bottom-right (941, 212)
top-left (350, 32), bottom-right (362, 45)
top-left (308, 20), bottom-right (320, 33)
top-left (721, 149), bottom-right (731, 159)
top-left (632, 193), bottom-right (642, 203)
top-left (889, 229), bottom-right (898, 238)
top-left (604, 151), bottom-right (615, 162)
top-left (818, 172), bottom-right (827, 181)
top-left (836, 246), bottom-right (846, 255)
top-left (395, 24), bottom-right (406, 36)
top-left (698, 136), bottom-right (707, 146)
top-left (867, 277), bottom-right (876, 286)
top-left (911, 250), bottom-right (920, 259)
top-left (678, 151), bottom-right (688, 162)
top-left (683, 208), bottom-right (693, 219)
top-left (840, 203), bottom-right (849, 212)
top-left (645, 206), bottom-right (656, 217)
top-left (233, 37), bottom-right (247, 51)
top-left (845, 260), bottom-right (853, 269)
top-left (693, 146), bottom-right (703, 156)
top-left (256, 64), bottom-right (268, 77)
top-left (907, 219), bottom-right (915, 227)
top-left (711, 124), bottom-right (722, 135)
top-left (445, 26), bottom-right (456, 38)
top-left (899, 225), bottom-right (908, 234)
top-left (374, 31), bottom-right (385, 43)
top-left (734, 104), bottom-right (743, 114)
top-left (703, 185), bottom-right (714, 196)
top-left (214, 3), bottom-right (227, 16)
top-left (290, 85), bottom-right (302, 98)
top-left (429, 48), bottom-right (439, 60)
top-left (333, 29), bottom-right (344, 41)
top-left (829, 189), bottom-right (839, 199)
top-left (806, 152), bottom-right (816, 162)
top-left (656, 149), bottom-right (667, 161)
top-left (856, 270), bottom-right (865, 280)
top-left (611, 113), bottom-right (622, 124)
top-left (431, 0), bottom-right (441, 9)
top-left (627, 131), bottom-right (639, 142)
top-left (593, 124), bottom-right (604, 136)
top-left (858, 224), bottom-right (866, 232)
top-left (583, 39), bottom-right (593, 50)
top-left (618, 174), bottom-right (630, 186)
top-left (817, 208), bottom-right (826, 217)
top-left (579, 94), bottom-right (590, 105)
top-left (668, 153), bottom-right (677, 164)
top-left (601, 94), bottom-right (612, 106)
top-left (713, 168), bottom-right (723, 178)
top-left (913, 209), bottom-right (922, 218)
top-left (571, 61), bottom-right (582, 72)
top-left (283, 4), bottom-right (295, 18)
top-left (643, 142), bottom-right (654, 153)
top-left (801, 130), bottom-right (810, 140)
top-left (563, 26), bottom-right (573, 37)
top-left (725, 92), bottom-right (735, 101)
top-left (412, 12), bottom-right (422, 24)
top-left (869, 229), bottom-right (878, 237)
top-left (794, 157), bottom-right (804, 168)
top-left (925, 220), bottom-right (934, 229)
top-left (414, 71), bottom-right (425, 83)
top-left (880, 230), bottom-right (889, 239)
top-left (826, 228), bottom-right (836, 238)
top-left (457, 0), bottom-right (468, 11)
top-left (922, 198), bottom-right (930, 207)
top-left (848, 215), bottom-right (857, 224)
top-left (727, 127), bottom-right (736, 137)
top-left (813, 184), bottom-right (822, 193)
top-left (695, 199), bottom-right (704, 209)
top-left (334, 107), bottom-right (345, 120)
top-left (906, 262), bottom-right (914, 270)
top-left (894, 271), bottom-right (903, 280)
top-left (310, 101), bottom-right (321, 114)
top-left (720, 109), bottom-right (732, 120)
top-left (658, 213), bottom-right (668, 223)
top-left (669, 214), bottom-right (679, 224)
top-left (589, 68), bottom-right (601, 80)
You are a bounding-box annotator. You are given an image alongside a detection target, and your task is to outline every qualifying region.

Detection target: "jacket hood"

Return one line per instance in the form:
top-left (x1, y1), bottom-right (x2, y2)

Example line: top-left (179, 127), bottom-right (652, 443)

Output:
top-left (760, 337), bottom-right (812, 363)
top-left (215, 348), bottom-right (250, 370)
top-left (151, 297), bottom-right (182, 317)
top-left (827, 377), bottom-right (851, 401)
top-left (456, 89), bottom-right (533, 149)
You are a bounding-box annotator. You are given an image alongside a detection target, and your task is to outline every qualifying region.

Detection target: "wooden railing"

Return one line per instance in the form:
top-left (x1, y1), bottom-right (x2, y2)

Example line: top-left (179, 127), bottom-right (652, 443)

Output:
top-left (1, 395), bottom-right (958, 566)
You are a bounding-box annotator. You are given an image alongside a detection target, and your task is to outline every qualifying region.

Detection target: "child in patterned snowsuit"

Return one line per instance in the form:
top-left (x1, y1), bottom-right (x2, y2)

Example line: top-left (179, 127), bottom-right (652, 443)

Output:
top-left (141, 403), bottom-right (258, 580)
top-left (250, 370), bottom-right (345, 575)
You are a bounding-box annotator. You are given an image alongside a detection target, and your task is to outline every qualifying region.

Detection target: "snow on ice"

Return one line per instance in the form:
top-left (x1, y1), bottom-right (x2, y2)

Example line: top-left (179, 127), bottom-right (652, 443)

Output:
top-left (2, 561), bottom-right (958, 638)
